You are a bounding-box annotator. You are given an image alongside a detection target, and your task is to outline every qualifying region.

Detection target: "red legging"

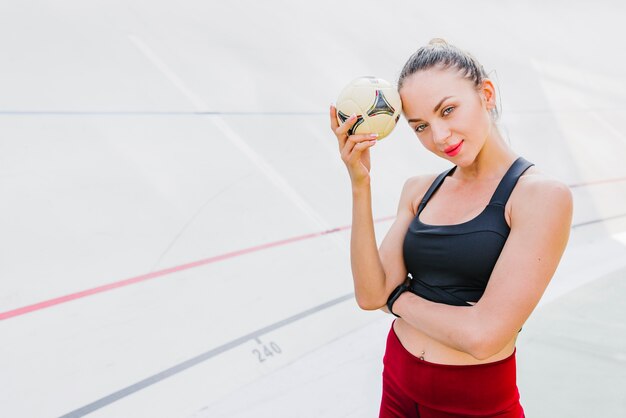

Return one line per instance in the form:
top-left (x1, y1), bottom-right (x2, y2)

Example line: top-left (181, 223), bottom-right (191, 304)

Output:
top-left (379, 320), bottom-right (525, 417)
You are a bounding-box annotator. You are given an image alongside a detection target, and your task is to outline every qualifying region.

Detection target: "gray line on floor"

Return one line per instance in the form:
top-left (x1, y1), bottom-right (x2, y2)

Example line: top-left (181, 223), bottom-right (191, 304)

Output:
top-left (58, 292), bottom-right (354, 417)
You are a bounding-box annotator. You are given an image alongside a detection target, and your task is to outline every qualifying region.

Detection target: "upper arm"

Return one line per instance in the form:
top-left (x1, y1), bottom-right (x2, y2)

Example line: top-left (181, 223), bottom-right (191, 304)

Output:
top-left (473, 176), bottom-right (573, 354)
top-left (377, 175), bottom-right (434, 306)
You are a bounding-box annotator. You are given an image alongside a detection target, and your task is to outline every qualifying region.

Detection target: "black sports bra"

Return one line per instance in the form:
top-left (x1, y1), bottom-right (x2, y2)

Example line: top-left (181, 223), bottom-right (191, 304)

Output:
top-left (402, 157), bottom-right (534, 307)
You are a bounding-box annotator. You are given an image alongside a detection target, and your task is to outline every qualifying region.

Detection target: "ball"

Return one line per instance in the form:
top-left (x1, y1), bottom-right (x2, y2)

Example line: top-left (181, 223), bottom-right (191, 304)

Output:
top-left (336, 76), bottom-right (402, 140)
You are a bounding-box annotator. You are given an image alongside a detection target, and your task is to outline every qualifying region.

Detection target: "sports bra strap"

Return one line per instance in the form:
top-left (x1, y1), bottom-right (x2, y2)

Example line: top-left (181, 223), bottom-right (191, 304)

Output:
top-left (489, 157), bottom-right (534, 207)
top-left (417, 157), bottom-right (534, 214)
top-left (417, 166), bottom-right (456, 215)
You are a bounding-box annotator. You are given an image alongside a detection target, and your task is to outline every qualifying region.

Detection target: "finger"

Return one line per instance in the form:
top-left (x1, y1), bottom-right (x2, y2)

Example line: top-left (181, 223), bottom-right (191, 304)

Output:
top-left (346, 140), bottom-right (377, 163)
top-left (340, 133), bottom-right (377, 157)
top-left (349, 132), bottom-right (379, 143)
top-left (336, 113), bottom-right (359, 138)
top-left (355, 139), bottom-right (378, 150)
top-left (343, 132), bottom-right (379, 150)
top-left (330, 104), bottom-right (351, 149)
top-left (335, 123), bottom-right (351, 150)
top-left (343, 138), bottom-right (377, 162)
top-left (329, 104), bottom-right (339, 131)
top-left (335, 115), bottom-right (365, 150)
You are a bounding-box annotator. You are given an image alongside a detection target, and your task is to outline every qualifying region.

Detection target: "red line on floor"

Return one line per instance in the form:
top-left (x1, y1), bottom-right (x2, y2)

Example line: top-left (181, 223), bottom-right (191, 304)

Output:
top-left (2, 174), bottom-right (625, 322)
top-left (0, 216), bottom-right (395, 321)
top-left (569, 176), bottom-right (626, 188)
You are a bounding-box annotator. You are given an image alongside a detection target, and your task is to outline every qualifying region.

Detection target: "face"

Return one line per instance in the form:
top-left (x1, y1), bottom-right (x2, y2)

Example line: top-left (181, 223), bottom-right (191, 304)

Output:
top-left (399, 67), bottom-right (496, 166)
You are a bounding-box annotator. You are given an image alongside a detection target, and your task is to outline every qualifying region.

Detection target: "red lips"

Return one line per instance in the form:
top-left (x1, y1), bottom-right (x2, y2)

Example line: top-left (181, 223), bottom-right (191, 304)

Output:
top-left (444, 141), bottom-right (463, 156)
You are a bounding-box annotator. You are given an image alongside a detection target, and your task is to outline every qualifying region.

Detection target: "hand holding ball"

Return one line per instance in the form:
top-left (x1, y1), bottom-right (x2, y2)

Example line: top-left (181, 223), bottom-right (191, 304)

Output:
top-left (335, 76), bottom-right (402, 140)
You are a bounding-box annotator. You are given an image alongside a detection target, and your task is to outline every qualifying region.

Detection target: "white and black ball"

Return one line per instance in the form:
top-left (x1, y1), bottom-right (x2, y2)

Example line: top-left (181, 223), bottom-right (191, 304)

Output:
top-left (336, 76), bottom-right (402, 140)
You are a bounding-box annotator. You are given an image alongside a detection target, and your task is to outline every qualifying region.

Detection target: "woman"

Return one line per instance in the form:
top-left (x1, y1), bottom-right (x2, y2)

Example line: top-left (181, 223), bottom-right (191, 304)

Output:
top-left (329, 39), bottom-right (573, 417)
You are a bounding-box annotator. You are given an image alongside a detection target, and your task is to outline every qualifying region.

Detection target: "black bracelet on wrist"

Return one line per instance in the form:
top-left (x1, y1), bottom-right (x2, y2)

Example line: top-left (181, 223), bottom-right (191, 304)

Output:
top-left (386, 279), bottom-right (411, 318)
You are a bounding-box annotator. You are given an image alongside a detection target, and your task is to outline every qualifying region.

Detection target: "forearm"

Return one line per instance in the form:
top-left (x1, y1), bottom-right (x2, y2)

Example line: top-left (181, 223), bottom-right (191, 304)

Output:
top-left (393, 291), bottom-right (482, 357)
top-left (350, 184), bottom-right (387, 309)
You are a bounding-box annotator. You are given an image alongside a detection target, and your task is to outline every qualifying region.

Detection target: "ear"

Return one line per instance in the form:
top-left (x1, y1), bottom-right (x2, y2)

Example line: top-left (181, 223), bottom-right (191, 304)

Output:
top-left (480, 79), bottom-right (497, 111)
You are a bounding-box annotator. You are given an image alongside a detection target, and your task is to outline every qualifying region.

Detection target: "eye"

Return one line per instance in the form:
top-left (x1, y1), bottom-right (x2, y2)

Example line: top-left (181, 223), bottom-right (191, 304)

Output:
top-left (415, 123), bottom-right (428, 133)
top-left (442, 106), bottom-right (454, 116)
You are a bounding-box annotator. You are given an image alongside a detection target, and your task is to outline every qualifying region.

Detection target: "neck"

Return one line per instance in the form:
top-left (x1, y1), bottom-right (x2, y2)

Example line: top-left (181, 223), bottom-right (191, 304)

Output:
top-left (453, 125), bottom-right (518, 181)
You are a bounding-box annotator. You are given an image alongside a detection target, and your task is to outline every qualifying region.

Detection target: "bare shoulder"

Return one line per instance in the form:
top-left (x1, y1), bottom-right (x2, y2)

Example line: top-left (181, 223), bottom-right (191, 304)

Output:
top-left (400, 173), bottom-right (441, 215)
top-left (402, 173), bottom-right (440, 195)
top-left (514, 167), bottom-right (572, 201)
top-left (511, 166), bottom-right (573, 223)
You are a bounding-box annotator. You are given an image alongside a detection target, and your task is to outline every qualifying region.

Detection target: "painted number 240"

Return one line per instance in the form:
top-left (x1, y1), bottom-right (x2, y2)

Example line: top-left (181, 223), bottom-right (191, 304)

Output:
top-left (252, 342), bottom-right (282, 363)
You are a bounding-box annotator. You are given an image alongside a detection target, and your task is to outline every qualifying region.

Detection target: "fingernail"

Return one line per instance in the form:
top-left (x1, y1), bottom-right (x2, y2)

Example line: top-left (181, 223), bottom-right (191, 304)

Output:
top-left (370, 140), bottom-right (377, 145)
top-left (369, 133), bottom-right (378, 139)
top-left (350, 113), bottom-right (356, 119)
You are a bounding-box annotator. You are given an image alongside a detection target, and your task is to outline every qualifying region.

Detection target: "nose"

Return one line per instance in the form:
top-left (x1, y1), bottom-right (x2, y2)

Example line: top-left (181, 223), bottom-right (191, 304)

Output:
top-left (430, 120), bottom-right (451, 146)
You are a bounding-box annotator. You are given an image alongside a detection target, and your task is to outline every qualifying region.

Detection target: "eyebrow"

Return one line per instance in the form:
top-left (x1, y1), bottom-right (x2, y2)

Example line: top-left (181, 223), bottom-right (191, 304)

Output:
top-left (407, 96), bottom-right (454, 123)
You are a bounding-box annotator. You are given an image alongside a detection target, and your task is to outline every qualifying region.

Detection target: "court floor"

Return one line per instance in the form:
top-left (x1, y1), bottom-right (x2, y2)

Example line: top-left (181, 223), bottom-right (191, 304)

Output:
top-left (1, 1), bottom-right (625, 417)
